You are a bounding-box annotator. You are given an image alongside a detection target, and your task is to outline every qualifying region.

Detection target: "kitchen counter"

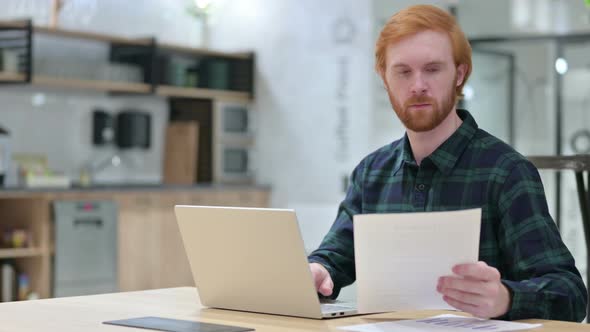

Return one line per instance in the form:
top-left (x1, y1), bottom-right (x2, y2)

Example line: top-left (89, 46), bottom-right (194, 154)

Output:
top-left (0, 183), bottom-right (271, 198)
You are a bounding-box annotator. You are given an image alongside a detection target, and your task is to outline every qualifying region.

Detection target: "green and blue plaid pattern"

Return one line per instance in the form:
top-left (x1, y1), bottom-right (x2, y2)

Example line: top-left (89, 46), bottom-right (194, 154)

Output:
top-left (308, 109), bottom-right (587, 322)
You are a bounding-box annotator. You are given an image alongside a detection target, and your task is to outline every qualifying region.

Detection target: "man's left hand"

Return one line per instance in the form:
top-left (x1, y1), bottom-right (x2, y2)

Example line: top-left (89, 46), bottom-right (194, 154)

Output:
top-left (437, 261), bottom-right (511, 318)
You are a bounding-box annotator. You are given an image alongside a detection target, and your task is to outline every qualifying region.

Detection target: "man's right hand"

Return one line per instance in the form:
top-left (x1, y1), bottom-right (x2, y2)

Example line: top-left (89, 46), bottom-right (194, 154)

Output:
top-left (309, 263), bottom-right (334, 296)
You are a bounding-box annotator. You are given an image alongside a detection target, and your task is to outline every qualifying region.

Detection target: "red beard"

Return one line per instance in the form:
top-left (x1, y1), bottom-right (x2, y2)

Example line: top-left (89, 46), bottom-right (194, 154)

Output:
top-left (389, 79), bottom-right (457, 132)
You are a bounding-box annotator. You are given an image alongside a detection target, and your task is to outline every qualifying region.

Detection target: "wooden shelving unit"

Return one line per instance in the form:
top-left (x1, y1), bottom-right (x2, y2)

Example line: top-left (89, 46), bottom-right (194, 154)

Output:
top-left (0, 19), bottom-right (255, 101)
top-left (0, 19), bottom-right (259, 301)
top-left (158, 42), bottom-right (251, 60)
top-left (0, 72), bottom-right (26, 81)
top-left (156, 85), bottom-right (251, 103)
top-left (0, 197), bottom-right (52, 300)
top-left (2, 75), bottom-right (252, 100)
top-left (0, 74), bottom-right (152, 94)
top-left (0, 248), bottom-right (44, 259)
top-left (32, 76), bottom-right (152, 94)
top-left (34, 26), bottom-right (151, 46)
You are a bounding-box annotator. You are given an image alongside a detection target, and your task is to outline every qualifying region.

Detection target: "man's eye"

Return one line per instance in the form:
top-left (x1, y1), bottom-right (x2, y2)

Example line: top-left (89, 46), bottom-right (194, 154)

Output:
top-left (426, 68), bottom-right (439, 73)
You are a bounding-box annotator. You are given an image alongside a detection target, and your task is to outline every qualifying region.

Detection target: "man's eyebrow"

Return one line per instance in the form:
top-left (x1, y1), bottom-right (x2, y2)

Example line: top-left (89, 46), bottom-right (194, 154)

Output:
top-left (424, 61), bottom-right (445, 67)
top-left (391, 61), bottom-right (446, 69)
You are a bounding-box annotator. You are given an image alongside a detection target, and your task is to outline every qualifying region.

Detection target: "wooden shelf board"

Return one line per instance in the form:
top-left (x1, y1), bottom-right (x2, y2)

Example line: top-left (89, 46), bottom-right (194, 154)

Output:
top-left (0, 76), bottom-right (252, 100)
top-left (34, 26), bottom-right (151, 46)
top-left (158, 42), bottom-right (252, 60)
top-left (0, 72), bottom-right (26, 81)
top-left (32, 76), bottom-right (152, 94)
top-left (0, 248), bottom-right (45, 259)
top-left (156, 85), bottom-right (252, 102)
top-left (0, 20), bottom-right (28, 29)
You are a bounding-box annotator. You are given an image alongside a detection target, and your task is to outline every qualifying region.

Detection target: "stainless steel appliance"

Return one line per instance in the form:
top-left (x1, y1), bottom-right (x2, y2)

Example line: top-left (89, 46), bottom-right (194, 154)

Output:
top-left (213, 101), bottom-right (255, 184)
top-left (53, 200), bottom-right (118, 297)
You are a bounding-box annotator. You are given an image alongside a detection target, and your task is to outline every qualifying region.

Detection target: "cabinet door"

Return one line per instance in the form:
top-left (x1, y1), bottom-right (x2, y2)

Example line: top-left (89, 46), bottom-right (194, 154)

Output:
top-left (117, 190), bottom-right (270, 291)
top-left (157, 193), bottom-right (194, 288)
top-left (117, 194), bottom-right (162, 291)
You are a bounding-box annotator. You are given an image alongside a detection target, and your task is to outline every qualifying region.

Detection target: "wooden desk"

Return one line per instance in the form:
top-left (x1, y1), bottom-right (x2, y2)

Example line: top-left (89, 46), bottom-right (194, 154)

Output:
top-left (0, 287), bottom-right (588, 331)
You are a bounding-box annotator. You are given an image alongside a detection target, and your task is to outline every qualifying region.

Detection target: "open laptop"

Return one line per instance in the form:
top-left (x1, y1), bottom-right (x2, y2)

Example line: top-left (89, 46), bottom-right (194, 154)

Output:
top-left (174, 205), bottom-right (358, 319)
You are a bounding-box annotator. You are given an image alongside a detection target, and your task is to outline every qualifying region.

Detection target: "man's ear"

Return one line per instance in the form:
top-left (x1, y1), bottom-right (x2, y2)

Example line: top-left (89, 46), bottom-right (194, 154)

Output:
top-left (456, 63), bottom-right (468, 87)
top-left (379, 69), bottom-right (390, 91)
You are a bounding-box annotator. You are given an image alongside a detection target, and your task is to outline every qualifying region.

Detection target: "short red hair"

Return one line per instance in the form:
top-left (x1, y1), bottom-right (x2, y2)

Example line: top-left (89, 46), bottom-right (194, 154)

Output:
top-left (375, 5), bottom-right (472, 98)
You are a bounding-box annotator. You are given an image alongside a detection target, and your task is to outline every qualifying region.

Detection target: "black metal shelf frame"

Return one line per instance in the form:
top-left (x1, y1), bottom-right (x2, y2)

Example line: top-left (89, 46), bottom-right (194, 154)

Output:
top-left (0, 19), bottom-right (32, 83)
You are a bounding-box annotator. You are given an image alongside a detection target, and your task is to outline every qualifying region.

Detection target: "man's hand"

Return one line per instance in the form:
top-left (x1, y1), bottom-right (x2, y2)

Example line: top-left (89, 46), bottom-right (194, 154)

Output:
top-left (437, 261), bottom-right (511, 318)
top-left (309, 263), bottom-right (334, 296)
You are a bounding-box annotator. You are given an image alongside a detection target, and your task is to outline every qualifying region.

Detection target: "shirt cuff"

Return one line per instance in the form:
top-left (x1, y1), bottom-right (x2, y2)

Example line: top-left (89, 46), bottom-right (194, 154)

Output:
top-left (500, 279), bottom-right (539, 320)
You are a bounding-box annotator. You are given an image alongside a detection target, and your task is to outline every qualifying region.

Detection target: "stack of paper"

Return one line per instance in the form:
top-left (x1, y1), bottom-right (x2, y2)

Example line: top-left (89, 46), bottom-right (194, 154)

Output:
top-left (339, 314), bottom-right (542, 332)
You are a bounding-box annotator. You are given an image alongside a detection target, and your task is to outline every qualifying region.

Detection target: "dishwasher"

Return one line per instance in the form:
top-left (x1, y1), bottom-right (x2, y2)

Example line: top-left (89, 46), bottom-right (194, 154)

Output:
top-left (53, 200), bottom-right (118, 297)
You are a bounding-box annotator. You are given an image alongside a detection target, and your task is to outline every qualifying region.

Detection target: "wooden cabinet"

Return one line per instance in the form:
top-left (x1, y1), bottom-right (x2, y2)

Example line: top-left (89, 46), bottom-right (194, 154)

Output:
top-left (0, 186), bottom-right (270, 300)
top-left (0, 198), bottom-right (52, 299)
top-left (117, 194), bottom-right (162, 291)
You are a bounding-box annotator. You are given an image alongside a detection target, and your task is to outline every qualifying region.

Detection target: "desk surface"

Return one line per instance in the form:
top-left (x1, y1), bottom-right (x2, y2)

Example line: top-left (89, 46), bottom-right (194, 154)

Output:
top-left (0, 287), bottom-right (588, 332)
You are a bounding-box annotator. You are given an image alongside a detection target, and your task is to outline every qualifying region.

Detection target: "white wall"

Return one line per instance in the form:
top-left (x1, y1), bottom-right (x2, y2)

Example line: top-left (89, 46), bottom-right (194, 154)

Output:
top-left (0, 87), bottom-right (167, 185)
top-left (205, 0), bottom-right (373, 239)
top-left (205, 0), bottom-right (374, 301)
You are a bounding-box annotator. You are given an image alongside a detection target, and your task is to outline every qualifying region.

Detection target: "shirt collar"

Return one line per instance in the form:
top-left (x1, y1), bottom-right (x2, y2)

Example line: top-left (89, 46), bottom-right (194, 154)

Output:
top-left (393, 109), bottom-right (478, 176)
top-left (392, 133), bottom-right (416, 175)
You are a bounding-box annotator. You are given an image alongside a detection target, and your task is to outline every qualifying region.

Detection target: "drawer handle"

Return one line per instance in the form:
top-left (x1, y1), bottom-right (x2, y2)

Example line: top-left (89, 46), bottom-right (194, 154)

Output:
top-left (74, 218), bottom-right (103, 227)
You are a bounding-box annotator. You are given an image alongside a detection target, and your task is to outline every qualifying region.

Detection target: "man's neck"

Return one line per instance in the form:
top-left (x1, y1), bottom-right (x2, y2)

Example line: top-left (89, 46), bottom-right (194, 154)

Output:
top-left (407, 109), bottom-right (463, 166)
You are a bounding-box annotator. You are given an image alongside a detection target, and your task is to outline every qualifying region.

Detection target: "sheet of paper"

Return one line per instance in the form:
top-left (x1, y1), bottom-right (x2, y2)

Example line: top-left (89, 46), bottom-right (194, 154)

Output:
top-left (338, 314), bottom-right (542, 332)
top-left (354, 208), bottom-right (481, 313)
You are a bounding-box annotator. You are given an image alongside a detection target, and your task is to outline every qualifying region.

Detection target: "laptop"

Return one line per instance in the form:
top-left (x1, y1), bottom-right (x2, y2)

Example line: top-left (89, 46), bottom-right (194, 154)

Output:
top-left (174, 205), bottom-right (358, 319)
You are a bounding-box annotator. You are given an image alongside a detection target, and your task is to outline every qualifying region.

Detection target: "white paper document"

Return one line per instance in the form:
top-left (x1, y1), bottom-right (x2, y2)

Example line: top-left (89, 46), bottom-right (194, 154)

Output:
top-left (339, 314), bottom-right (542, 332)
top-left (354, 208), bottom-right (482, 313)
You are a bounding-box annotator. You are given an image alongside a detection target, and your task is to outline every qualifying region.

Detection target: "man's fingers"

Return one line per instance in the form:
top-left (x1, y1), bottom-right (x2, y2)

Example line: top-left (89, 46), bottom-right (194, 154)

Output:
top-left (310, 263), bottom-right (327, 289)
top-left (319, 275), bottom-right (333, 296)
top-left (442, 295), bottom-right (488, 318)
top-left (313, 274), bottom-right (323, 290)
top-left (440, 288), bottom-right (483, 307)
top-left (438, 276), bottom-right (492, 296)
top-left (309, 263), bottom-right (333, 296)
top-left (453, 262), bottom-right (501, 281)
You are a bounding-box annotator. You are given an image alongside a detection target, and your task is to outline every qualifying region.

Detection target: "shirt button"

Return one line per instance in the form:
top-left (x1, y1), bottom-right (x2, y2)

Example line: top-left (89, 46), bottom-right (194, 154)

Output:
top-left (416, 184), bottom-right (426, 191)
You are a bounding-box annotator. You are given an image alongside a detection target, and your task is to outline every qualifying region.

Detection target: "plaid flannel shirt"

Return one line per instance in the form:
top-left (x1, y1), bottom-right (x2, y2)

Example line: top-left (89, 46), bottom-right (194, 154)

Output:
top-left (308, 109), bottom-right (587, 322)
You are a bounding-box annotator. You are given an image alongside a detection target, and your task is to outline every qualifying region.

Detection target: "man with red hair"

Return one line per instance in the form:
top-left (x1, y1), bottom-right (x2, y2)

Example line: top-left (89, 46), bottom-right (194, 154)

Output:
top-left (308, 4), bottom-right (587, 322)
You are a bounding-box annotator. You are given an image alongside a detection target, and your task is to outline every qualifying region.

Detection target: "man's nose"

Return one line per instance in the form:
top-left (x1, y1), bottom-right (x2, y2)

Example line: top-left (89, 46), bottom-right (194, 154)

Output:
top-left (410, 74), bottom-right (428, 95)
